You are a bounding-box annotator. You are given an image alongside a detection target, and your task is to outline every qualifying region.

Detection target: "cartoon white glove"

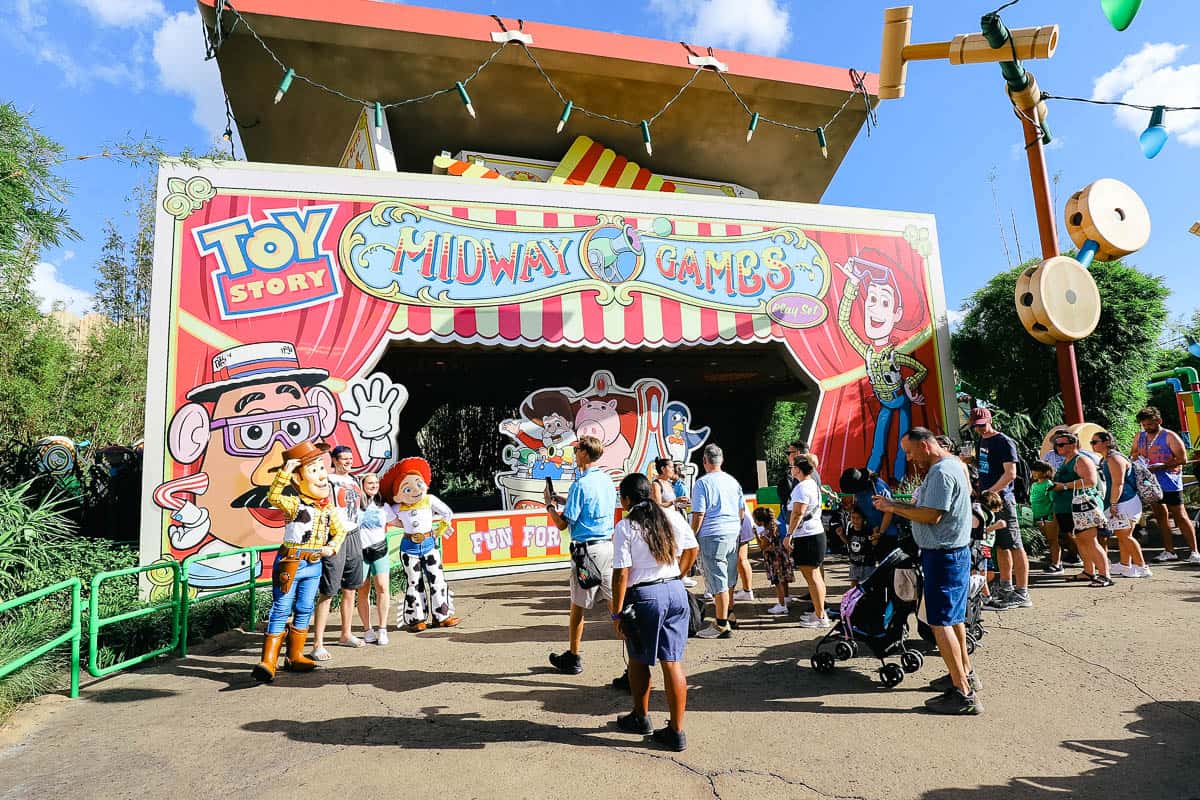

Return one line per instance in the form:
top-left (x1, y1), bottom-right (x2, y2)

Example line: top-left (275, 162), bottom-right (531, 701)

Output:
top-left (168, 501), bottom-right (211, 549)
top-left (340, 374), bottom-right (408, 460)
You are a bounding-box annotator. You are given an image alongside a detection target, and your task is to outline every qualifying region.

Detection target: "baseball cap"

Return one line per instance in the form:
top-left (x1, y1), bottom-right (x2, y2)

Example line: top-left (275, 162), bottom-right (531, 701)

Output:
top-left (969, 407), bottom-right (992, 425)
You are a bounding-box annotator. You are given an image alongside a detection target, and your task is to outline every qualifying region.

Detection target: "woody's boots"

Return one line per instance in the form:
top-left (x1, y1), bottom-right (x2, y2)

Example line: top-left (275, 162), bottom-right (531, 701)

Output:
top-left (285, 625), bottom-right (317, 672)
top-left (251, 632), bottom-right (286, 683)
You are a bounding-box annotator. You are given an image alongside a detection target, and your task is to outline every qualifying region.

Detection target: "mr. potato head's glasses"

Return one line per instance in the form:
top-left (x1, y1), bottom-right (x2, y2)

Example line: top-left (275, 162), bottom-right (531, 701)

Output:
top-left (209, 406), bottom-right (323, 457)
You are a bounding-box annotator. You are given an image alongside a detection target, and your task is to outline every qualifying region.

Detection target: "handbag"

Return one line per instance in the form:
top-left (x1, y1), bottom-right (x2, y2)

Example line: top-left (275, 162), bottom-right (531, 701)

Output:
top-left (569, 541), bottom-right (605, 589)
top-left (1131, 459), bottom-right (1164, 506)
top-left (1071, 488), bottom-right (1107, 531)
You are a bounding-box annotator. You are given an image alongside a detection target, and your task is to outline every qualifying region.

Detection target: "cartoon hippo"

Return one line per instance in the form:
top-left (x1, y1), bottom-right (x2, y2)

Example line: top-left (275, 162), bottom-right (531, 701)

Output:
top-left (574, 398), bottom-right (631, 474)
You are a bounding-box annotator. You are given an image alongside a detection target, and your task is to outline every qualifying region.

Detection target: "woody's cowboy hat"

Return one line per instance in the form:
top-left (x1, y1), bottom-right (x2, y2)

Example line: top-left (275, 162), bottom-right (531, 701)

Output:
top-left (270, 441), bottom-right (331, 472)
top-left (186, 342), bottom-right (328, 403)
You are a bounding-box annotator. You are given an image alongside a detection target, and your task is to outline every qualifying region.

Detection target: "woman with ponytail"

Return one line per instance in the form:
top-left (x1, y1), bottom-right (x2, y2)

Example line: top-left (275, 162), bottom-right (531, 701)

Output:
top-left (610, 472), bottom-right (699, 752)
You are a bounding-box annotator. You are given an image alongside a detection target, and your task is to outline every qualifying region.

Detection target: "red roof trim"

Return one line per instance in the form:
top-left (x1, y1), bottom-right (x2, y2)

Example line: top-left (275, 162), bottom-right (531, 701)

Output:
top-left (198, 0), bottom-right (878, 95)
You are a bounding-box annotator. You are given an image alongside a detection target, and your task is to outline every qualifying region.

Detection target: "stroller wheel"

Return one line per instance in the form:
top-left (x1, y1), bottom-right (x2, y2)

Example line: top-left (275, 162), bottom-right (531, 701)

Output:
top-left (834, 641), bottom-right (855, 661)
top-left (879, 662), bottom-right (905, 688)
top-left (972, 623), bottom-right (986, 640)
top-left (966, 635), bottom-right (977, 655)
top-left (900, 651), bottom-right (924, 674)
top-left (811, 651), bottom-right (837, 673)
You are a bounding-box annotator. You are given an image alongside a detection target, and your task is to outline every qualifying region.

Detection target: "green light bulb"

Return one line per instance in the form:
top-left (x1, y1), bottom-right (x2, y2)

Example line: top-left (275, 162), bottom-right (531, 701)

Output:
top-left (1101, 0), bottom-right (1142, 31)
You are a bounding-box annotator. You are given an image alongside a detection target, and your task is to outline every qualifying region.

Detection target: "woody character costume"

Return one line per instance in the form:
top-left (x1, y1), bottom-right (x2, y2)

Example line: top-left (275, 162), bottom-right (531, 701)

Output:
top-left (379, 457), bottom-right (460, 632)
top-left (251, 441), bottom-right (348, 683)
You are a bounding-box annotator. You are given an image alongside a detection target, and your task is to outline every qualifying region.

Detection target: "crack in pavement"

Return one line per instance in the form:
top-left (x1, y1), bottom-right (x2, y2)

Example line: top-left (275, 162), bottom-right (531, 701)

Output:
top-left (991, 615), bottom-right (1200, 724)
top-left (614, 747), bottom-right (871, 800)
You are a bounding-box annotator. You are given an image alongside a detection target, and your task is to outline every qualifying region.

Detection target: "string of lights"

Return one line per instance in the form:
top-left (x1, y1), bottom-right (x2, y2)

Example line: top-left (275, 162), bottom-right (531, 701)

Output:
top-left (1038, 92), bottom-right (1200, 159)
top-left (210, 0), bottom-right (873, 160)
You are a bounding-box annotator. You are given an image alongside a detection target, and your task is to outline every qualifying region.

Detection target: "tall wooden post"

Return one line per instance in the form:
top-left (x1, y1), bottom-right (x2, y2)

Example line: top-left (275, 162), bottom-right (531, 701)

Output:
top-left (1018, 112), bottom-right (1085, 425)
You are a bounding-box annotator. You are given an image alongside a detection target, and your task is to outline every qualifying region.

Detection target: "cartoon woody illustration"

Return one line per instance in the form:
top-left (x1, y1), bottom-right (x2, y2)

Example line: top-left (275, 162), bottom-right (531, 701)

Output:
top-left (152, 341), bottom-right (406, 593)
top-left (836, 250), bottom-right (927, 480)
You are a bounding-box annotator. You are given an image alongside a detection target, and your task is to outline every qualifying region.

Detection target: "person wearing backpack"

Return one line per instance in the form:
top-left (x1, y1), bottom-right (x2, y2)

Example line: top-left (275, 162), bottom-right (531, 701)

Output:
top-left (969, 408), bottom-right (1031, 610)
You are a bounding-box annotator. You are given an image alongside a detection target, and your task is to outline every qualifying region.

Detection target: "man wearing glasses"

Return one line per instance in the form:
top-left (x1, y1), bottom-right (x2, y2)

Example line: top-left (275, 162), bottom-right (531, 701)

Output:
top-left (969, 408), bottom-right (1031, 610)
top-left (545, 435), bottom-right (617, 674)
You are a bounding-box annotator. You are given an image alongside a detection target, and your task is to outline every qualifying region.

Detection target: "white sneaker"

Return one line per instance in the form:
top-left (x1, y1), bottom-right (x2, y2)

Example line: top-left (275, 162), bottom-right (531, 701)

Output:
top-left (1110, 563), bottom-right (1126, 577)
top-left (1126, 565), bottom-right (1153, 578)
top-left (700, 592), bottom-right (714, 603)
top-left (1153, 551), bottom-right (1178, 563)
top-left (798, 615), bottom-right (831, 629)
top-left (682, 577), bottom-right (697, 588)
top-left (1187, 551), bottom-right (1200, 564)
top-left (732, 590), bottom-right (755, 602)
top-left (377, 628), bottom-right (390, 645)
top-left (766, 603), bottom-right (789, 615)
top-left (362, 627), bottom-right (378, 644)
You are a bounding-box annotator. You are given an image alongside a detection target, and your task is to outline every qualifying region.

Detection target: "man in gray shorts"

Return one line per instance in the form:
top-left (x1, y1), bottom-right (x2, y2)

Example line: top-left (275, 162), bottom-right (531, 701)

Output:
top-left (544, 435), bottom-right (616, 675)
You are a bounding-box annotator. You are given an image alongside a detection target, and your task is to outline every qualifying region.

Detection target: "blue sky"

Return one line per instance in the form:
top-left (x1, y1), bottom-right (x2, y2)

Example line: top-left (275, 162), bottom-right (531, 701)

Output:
top-left (4, 0), bottom-right (1199, 326)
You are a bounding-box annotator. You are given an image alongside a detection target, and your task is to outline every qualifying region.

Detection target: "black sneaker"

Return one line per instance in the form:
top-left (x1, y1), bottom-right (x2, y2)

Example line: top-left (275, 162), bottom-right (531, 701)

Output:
top-left (924, 688), bottom-right (982, 715)
top-left (616, 712), bottom-right (653, 734)
top-left (650, 725), bottom-right (688, 751)
top-left (611, 671), bottom-right (630, 692)
top-left (928, 672), bottom-right (982, 693)
top-left (548, 651), bottom-right (582, 674)
top-left (1063, 554), bottom-right (1083, 566)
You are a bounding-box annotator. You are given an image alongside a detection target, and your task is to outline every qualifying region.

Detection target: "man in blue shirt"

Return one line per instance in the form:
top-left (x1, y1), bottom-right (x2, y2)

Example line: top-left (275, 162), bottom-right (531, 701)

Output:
top-left (690, 444), bottom-right (745, 639)
top-left (874, 428), bottom-right (980, 716)
top-left (545, 435), bottom-right (616, 674)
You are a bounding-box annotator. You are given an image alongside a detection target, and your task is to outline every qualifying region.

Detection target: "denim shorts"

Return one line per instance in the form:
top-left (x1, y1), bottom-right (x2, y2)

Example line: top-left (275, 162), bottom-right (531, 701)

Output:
top-left (993, 497), bottom-right (1023, 550)
top-left (624, 579), bottom-right (689, 666)
top-left (698, 535), bottom-right (739, 594)
top-left (921, 546), bottom-right (971, 627)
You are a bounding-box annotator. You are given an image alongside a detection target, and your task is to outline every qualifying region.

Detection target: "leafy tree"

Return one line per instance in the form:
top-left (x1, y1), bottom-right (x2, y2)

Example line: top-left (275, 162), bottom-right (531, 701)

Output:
top-left (953, 256), bottom-right (1168, 453)
top-left (762, 400), bottom-right (808, 478)
top-left (93, 220), bottom-right (129, 324)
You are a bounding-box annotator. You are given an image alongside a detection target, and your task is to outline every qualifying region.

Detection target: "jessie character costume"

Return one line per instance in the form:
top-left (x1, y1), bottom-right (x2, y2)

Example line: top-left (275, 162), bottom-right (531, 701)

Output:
top-left (380, 457), bottom-right (460, 632)
top-left (252, 441), bottom-right (348, 683)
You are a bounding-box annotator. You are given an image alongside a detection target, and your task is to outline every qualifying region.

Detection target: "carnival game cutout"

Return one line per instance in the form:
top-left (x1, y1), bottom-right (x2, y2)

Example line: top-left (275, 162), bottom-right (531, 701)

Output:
top-left (339, 200), bottom-right (831, 318)
top-left (496, 370), bottom-right (709, 510)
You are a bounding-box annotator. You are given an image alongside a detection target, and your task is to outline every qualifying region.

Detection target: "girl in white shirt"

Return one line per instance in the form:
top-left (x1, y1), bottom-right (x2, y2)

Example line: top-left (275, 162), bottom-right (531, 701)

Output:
top-left (611, 473), bottom-right (699, 752)
top-left (788, 458), bottom-right (829, 629)
top-left (355, 473), bottom-right (391, 645)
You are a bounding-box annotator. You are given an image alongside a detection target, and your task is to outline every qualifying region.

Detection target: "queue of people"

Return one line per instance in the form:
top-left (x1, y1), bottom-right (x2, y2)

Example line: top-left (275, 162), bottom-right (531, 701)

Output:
top-left (253, 403), bottom-right (1200, 739)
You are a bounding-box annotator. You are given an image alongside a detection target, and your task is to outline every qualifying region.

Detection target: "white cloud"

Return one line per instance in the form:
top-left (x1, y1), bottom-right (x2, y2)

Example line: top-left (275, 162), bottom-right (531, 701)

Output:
top-left (74, 0), bottom-right (164, 27)
top-left (31, 262), bottom-right (94, 315)
top-left (946, 308), bottom-right (966, 329)
top-left (649, 0), bottom-right (791, 57)
top-left (153, 10), bottom-right (230, 140)
top-left (1092, 42), bottom-right (1200, 147)
top-left (62, 250), bottom-right (76, 261)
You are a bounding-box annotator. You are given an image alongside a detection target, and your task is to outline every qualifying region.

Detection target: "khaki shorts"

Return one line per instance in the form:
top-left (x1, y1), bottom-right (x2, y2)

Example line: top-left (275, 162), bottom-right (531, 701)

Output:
top-left (568, 539), bottom-right (613, 609)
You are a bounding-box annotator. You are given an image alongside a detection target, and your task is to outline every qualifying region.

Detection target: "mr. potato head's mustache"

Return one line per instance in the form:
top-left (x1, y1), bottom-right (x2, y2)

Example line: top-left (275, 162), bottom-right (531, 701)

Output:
top-left (231, 485), bottom-right (274, 508)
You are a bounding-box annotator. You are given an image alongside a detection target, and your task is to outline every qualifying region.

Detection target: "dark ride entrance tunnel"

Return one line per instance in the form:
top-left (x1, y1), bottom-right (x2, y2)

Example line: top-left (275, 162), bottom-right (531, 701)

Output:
top-left (373, 341), bottom-right (817, 510)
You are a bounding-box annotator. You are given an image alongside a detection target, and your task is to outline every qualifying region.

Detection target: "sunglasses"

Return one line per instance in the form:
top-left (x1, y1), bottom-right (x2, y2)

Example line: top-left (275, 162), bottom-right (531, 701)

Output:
top-left (1053, 441), bottom-right (1071, 448)
top-left (971, 422), bottom-right (986, 427)
top-left (1089, 439), bottom-right (1102, 445)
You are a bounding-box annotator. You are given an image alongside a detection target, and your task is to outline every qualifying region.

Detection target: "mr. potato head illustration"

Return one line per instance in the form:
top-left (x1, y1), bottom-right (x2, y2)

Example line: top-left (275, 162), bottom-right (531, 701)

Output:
top-left (152, 341), bottom-right (407, 592)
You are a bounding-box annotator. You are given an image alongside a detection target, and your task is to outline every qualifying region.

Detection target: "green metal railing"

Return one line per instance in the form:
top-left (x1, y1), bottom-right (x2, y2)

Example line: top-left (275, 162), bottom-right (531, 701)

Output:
top-left (88, 562), bottom-right (181, 678)
top-left (0, 578), bottom-right (82, 699)
top-left (178, 544), bottom-right (277, 657)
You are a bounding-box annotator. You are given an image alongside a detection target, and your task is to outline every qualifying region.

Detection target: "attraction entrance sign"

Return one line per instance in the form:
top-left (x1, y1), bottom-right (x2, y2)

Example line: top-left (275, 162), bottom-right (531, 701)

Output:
top-left (140, 161), bottom-right (954, 593)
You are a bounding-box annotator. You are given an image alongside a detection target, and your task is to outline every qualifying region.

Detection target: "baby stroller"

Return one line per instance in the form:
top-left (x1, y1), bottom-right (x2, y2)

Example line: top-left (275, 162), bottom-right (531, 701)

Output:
top-left (917, 574), bottom-right (986, 653)
top-left (811, 548), bottom-right (925, 688)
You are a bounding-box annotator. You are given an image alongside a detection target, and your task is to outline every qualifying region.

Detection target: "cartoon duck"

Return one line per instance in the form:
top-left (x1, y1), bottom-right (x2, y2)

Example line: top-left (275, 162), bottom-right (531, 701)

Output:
top-left (663, 401), bottom-right (709, 462)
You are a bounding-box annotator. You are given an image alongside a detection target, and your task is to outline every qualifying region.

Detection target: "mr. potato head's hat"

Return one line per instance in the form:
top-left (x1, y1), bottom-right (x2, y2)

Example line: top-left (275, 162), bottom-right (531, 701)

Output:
top-left (187, 342), bottom-right (328, 403)
top-left (380, 457), bottom-right (432, 501)
top-left (270, 440), bottom-right (330, 472)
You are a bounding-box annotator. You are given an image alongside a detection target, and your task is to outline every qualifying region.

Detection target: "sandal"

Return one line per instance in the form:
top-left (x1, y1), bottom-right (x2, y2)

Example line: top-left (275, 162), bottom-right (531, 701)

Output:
top-left (1090, 575), bottom-right (1115, 587)
top-left (338, 636), bottom-right (365, 648)
top-left (310, 647), bottom-right (333, 662)
top-left (1066, 572), bottom-right (1095, 583)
